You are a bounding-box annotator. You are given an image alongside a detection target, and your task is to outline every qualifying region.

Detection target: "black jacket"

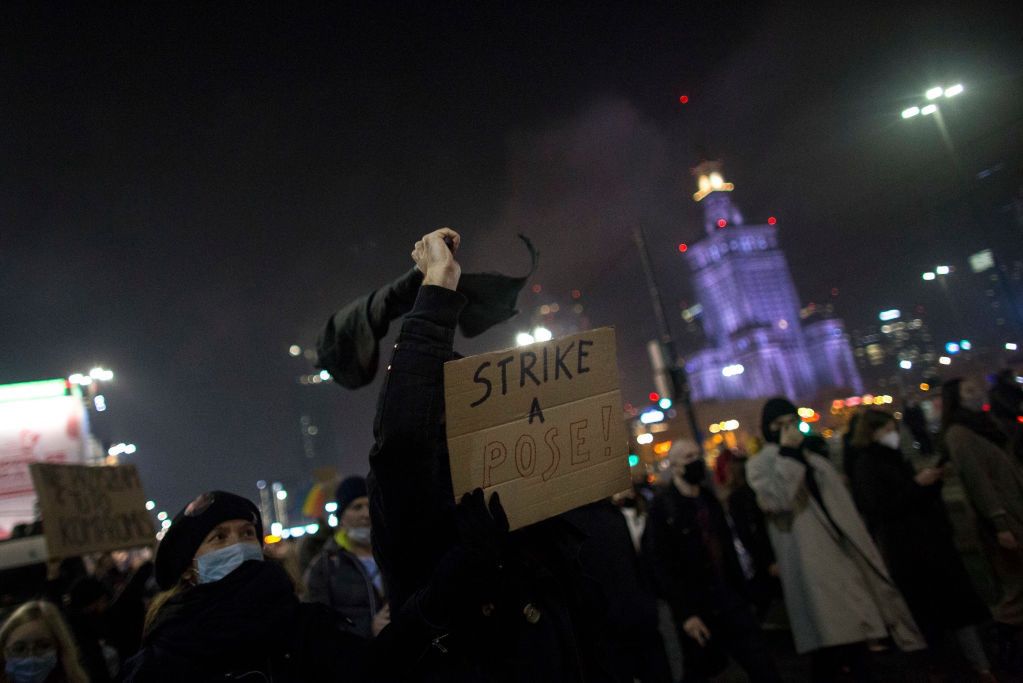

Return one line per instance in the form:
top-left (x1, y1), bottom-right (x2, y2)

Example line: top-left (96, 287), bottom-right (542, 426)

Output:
top-left (848, 442), bottom-right (989, 632)
top-left (644, 483), bottom-right (749, 624)
top-left (366, 285), bottom-right (620, 682)
top-left (120, 561), bottom-right (369, 683)
top-left (304, 536), bottom-right (383, 638)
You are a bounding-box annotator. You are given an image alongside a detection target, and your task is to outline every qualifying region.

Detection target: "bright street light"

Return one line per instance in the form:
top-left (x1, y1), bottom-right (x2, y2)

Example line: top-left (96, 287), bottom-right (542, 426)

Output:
top-left (899, 360), bottom-right (913, 370)
top-left (944, 84), bottom-right (964, 98)
top-left (935, 265), bottom-right (951, 275)
top-left (922, 272), bottom-right (936, 281)
top-left (515, 332), bottom-right (535, 347)
top-left (939, 356), bottom-right (952, 365)
top-left (532, 327), bottom-right (553, 342)
top-left (1007, 343), bottom-right (1019, 351)
top-left (901, 107), bottom-right (920, 119)
top-left (926, 86), bottom-right (944, 100)
top-left (921, 104), bottom-right (938, 116)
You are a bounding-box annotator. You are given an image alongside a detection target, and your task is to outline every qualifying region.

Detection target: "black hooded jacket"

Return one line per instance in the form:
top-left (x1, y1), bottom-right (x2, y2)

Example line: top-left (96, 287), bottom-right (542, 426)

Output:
top-left (366, 285), bottom-right (621, 682)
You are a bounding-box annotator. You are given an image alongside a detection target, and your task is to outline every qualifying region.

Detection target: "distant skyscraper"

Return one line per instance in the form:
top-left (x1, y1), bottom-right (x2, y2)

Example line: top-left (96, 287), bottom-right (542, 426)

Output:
top-left (682, 161), bottom-right (863, 401)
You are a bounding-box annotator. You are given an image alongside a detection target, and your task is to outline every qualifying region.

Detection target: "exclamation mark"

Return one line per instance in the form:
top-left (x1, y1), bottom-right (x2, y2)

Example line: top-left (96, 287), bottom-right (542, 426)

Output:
top-left (601, 405), bottom-right (612, 457)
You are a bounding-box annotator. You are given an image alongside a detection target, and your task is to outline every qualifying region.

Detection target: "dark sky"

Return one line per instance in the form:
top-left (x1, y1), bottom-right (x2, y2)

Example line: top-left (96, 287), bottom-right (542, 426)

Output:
top-left (3, 2), bottom-right (1022, 515)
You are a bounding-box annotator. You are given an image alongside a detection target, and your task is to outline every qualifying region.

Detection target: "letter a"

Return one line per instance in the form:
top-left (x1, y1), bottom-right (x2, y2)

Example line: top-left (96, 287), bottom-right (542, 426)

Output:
top-left (528, 397), bottom-right (545, 424)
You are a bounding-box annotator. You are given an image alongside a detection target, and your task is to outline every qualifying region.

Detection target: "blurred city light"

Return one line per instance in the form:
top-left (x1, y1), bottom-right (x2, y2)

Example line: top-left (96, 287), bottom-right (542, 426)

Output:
top-left (722, 364), bottom-right (745, 377)
top-left (658, 398), bottom-right (673, 410)
top-left (935, 265), bottom-right (951, 275)
top-left (944, 84), bottom-right (963, 98)
top-left (939, 356), bottom-right (952, 365)
top-left (922, 272), bottom-right (936, 281)
top-left (533, 327), bottom-right (553, 343)
top-left (94, 395), bottom-right (107, 412)
top-left (899, 360), bottom-right (913, 370)
top-left (157, 511), bottom-right (168, 521)
top-left (289, 345), bottom-right (301, 357)
top-left (318, 370), bottom-right (331, 381)
top-left (89, 367), bottom-right (114, 381)
top-left (878, 309), bottom-right (901, 322)
top-left (648, 392), bottom-right (660, 402)
top-left (515, 332), bottom-right (535, 346)
top-left (960, 339), bottom-right (972, 351)
top-left (1007, 343), bottom-right (1019, 351)
top-left (324, 502), bottom-right (338, 513)
top-left (901, 107), bottom-right (920, 119)
top-left (636, 433), bottom-right (654, 445)
top-left (327, 514), bottom-right (338, 527)
top-left (628, 454), bottom-right (640, 467)
top-left (945, 342), bottom-right (961, 354)
top-left (798, 422), bottom-right (811, 434)
top-left (767, 216), bottom-right (777, 225)
top-left (145, 500), bottom-right (156, 511)
top-left (276, 489), bottom-right (288, 500)
top-left (921, 104), bottom-right (938, 116)
top-left (678, 243), bottom-right (688, 253)
top-left (925, 86), bottom-right (943, 100)
top-left (640, 410), bottom-right (665, 425)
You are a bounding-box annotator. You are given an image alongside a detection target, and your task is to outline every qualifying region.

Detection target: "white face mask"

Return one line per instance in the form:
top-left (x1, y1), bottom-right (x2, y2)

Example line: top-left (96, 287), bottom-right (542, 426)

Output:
top-left (346, 526), bottom-right (371, 545)
top-left (878, 431), bottom-right (901, 450)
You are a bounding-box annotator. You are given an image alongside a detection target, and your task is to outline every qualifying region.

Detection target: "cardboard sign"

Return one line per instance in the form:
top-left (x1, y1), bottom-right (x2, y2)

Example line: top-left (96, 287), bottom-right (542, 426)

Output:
top-left (444, 327), bottom-right (631, 530)
top-left (29, 463), bottom-right (155, 559)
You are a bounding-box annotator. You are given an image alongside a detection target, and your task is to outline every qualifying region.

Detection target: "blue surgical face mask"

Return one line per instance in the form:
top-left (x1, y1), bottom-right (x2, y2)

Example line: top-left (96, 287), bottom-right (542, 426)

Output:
top-left (196, 542), bottom-right (264, 584)
top-left (5, 651), bottom-right (58, 683)
top-left (346, 526), bottom-right (371, 545)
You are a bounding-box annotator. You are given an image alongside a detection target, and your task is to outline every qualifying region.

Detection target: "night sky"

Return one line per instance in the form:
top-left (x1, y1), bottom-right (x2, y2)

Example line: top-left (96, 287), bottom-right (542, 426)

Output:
top-left (4, 2), bottom-right (1022, 514)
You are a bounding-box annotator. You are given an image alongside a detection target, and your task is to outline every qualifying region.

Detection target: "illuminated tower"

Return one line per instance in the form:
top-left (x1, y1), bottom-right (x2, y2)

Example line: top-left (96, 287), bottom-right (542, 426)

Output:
top-left (682, 161), bottom-right (863, 401)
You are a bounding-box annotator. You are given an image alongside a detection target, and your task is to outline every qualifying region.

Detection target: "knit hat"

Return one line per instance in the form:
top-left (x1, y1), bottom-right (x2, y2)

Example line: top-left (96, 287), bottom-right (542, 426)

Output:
top-left (154, 491), bottom-right (263, 590)
top-left (761, 397), bottom-right (798, 443)
top-left (335, 476), bottom-right (368, 516)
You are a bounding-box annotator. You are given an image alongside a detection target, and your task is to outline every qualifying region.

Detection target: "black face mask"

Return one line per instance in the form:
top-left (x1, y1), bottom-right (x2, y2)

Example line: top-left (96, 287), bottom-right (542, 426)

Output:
top-left (681, 459), bottom-right (706, 485)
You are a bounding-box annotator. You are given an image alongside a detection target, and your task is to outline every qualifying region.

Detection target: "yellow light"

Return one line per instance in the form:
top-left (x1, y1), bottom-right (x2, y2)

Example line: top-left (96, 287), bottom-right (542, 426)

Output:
top-left (883, 395), bottom-right (893, 404)
top-left (919, 383), bottom-right (930, 391)
top-left (710, 172), bottom-right (723, 189)
top-left (653, 441), bottom-right (672, 455)
top-left (797, 407), bottom-right (815, 418)
top-left (709, 424), bottom-right (721, 434)
top-left (264, 534), bottom-right (283, 544)
top-left (863, 394), bottom-right (874, 405)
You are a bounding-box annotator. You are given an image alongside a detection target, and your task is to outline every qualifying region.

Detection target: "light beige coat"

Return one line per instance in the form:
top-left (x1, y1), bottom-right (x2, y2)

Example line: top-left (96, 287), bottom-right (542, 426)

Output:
top-left (747, 444), bottom-right (925, 654)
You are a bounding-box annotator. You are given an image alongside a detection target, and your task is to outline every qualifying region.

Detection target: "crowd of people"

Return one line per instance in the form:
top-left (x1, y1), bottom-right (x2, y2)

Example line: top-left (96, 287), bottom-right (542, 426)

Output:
top-left (2, 229), bottom-right (1022, 682)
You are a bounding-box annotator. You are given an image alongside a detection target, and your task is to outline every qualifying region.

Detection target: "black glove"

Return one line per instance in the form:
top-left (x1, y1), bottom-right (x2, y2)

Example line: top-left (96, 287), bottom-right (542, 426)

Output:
top-left (414, 489), bottom-right (509, 628)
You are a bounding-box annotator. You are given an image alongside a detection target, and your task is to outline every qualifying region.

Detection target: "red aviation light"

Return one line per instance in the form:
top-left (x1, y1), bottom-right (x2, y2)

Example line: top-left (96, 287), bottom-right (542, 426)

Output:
top-left (767, 216), bottom-right (777, 225)
top-left (678, 243), bottom-right (688, 253)
top-left (717, 219), bottom-right (727, 228)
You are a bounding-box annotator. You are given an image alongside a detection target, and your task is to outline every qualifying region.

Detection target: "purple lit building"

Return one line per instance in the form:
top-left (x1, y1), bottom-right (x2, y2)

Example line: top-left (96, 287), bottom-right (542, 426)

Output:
top-left (683, 161), bottom-right (862, 402)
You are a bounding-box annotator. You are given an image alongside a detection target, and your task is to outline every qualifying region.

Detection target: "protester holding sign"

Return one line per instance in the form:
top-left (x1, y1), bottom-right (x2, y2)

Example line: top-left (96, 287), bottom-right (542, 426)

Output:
top-left (367, 228), bottom-right (623, 681)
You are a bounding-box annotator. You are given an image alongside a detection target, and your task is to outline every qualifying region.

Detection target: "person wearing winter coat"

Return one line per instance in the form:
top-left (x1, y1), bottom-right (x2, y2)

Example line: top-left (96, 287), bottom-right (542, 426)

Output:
top-left (848, 408), bottom-right (993, 679)
top-left (746, 397), bottom-right (925, 681)
top-left (304, 475), bottom-right (389, 638)
top-left (120, 490), bottom-right (374, 682)
top-left (942, 377), bottom-right (1023, 645)
top-left (645, 440), bottom-right (781, 683)
top-left (361, 228), bottom-right (621, 682)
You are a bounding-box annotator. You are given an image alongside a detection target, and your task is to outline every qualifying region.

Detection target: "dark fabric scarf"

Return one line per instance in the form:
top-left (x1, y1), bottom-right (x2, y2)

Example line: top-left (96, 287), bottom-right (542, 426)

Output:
top-left (144, 561), bottom-right (297, 669)
top-left (949, 408), bottom-right (1008, 448)
top-left (317, 234), bottom-right (539, 389)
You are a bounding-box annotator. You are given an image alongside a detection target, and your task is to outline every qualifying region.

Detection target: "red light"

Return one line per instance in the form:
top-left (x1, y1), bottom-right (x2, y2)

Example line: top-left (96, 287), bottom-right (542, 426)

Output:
top-left (679, 95), bottom-right (689, 104)
top-left (767, 216), bottom-right (777, 225)
top-left (1016, 416), bottom-right (1023, 424)
top-left (982, 403), bottom-right (991, 412)
top-left (717, 218), bottom-right (727, 228)
top-left (648, 392), bottom-right (660, 402)
top-left (571, 289), bottom-right (582, 299)
top-left (531, 284), bottom-right (542, 294)
top-left (678, 243), bottom-right (688, 253)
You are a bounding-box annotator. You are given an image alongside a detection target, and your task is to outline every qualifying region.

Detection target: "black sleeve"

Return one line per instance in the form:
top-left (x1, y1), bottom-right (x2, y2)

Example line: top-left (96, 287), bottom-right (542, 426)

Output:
top-left (368, 285), bottom-right (468, 609)
top-left (643, 496), bottom-right (701, 623)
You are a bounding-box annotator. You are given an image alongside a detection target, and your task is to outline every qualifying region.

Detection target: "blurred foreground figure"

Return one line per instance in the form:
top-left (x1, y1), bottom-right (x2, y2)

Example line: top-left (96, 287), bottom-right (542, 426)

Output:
top-left (848, 409), bottom-right (993, 678)
top-left (645, 440), bottom-right (781, 682)
top-left (747, 398), bottom-right (925, 681)
top-left (365, 228), bottom-right (623, 681)
top-left (0, 600), bottom-right (88, 683)
top-left (943, 377), bottom-right (1023, 670)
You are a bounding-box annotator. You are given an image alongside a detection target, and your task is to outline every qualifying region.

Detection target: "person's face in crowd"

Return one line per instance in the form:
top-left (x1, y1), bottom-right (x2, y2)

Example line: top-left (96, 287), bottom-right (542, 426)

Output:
top-left (669, 440), bottom-right (702, 481)
top-left (194, 519), bottom-right (260, 559)
top-left (4, 618), bottom-right (56, 663)
top-left (958, 378), bottom-right (987, 412)
top-left (770, 413), bottom-right (802, 447)
top-left (341, 496), bottom-right (371, 531)
top-left (873, 420), bottom-right (900, 451)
